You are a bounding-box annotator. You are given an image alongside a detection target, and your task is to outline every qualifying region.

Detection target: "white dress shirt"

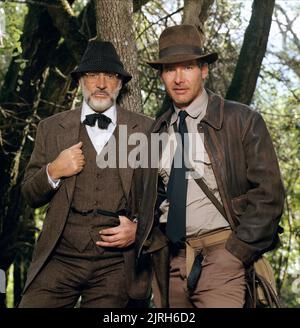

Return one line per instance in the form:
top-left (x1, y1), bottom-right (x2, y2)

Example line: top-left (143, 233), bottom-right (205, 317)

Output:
top-left (47, 101), bottom-right (117, 188)
top-left (80, 100), bottom-right (117, 154)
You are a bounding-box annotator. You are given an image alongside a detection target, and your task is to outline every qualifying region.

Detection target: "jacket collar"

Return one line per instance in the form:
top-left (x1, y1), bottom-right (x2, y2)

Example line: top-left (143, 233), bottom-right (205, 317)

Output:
top-left (152, 88), bottom-right (224, 132)
top-left (151, 106), bottom-right (173, 133)
top-left (59, 106), bottom-right (82, 131)
top-left (115, 104), bottom-right (138, 130)
top-left (202, 89), bottom-right (224, 130)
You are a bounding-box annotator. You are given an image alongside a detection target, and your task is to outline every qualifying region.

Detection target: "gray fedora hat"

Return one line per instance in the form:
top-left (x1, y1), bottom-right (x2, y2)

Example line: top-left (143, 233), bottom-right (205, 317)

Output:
top-left (146, 24), bottom-right (218, 69)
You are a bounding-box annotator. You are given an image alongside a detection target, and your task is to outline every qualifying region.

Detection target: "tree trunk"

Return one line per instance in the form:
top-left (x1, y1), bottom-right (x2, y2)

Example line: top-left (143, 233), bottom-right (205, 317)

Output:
top-left (94, 0), bottom-right (142, 112)
top-left (182, 0), bottom-right (214, 42)
top-left (226, 0), bottom-right (275, 104)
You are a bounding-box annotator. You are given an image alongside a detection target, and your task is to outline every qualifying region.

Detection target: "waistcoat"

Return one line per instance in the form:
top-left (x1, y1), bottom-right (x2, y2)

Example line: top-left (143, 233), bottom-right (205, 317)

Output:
top-left (61, 124), bottom-right (127, 252)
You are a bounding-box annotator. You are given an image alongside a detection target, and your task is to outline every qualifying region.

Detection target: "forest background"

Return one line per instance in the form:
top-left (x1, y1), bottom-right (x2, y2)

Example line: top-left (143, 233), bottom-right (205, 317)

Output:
top-left (0, 0), bottom-right (299, 308)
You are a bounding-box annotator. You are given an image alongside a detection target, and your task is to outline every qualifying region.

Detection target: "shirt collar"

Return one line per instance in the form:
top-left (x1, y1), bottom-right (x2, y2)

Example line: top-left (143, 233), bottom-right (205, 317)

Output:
top-left (80, 100), bottom-right (117, 126)
top-left (170, 88), bottom-right (208, 125)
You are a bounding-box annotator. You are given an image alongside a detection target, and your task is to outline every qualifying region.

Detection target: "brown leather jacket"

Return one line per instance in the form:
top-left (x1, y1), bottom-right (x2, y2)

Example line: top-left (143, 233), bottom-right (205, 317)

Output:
top-left (150, 88), bottom-right (285, 279)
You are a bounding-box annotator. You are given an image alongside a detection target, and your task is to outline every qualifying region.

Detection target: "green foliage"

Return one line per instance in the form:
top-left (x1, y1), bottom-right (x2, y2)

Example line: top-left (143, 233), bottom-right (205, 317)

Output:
top-left (72, 0), bottom-right (89, 15)
top-left (34, 205), bottom-right (47, 237)
top-left (0, 2), bottom-right (27, 87)
top-left (6, 265), bottom-right (14, 308)
top-left (279, 275), bottom-right (300, 308)
top-left (258, 88), bottom-right (300, 307)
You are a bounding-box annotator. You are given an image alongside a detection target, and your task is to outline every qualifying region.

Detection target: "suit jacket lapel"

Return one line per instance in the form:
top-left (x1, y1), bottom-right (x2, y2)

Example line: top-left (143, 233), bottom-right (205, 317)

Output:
top-left (57, 107), bottom-right (81, 204)
top-left (55, 105), bottom-right (138, 205)
top-left (116, 105), bottom-right (137, 202)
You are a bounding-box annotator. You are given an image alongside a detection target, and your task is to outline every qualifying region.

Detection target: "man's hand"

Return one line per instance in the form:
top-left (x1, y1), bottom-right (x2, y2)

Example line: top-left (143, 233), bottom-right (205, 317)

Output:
top-left (96, 216), bottom-right (137, 248)
top-left (48, 142), bottom-right (85, 179)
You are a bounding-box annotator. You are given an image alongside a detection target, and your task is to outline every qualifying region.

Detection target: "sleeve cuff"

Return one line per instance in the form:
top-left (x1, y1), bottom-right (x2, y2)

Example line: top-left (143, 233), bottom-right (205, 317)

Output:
top-left (46, 163), bottom-right (61, 189)
top-left (225, 233), bottom-right (260, 267)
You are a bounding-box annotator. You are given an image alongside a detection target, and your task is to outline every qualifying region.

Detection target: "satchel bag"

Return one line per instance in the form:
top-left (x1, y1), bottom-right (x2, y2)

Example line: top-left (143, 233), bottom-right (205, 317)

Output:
top-left (244, 256), bottom-right (281, 308)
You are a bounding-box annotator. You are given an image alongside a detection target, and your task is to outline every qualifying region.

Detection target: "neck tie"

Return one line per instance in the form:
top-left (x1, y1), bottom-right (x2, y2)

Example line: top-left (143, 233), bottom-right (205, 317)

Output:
top-left (83, 112), bottom-right (112, 129)
top-left (166, 110), bottom-right (189, 243)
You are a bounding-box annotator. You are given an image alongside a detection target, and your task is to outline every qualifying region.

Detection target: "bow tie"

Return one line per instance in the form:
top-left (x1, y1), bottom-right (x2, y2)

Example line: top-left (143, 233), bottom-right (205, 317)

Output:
top-left (83, 113), bottom-right (112, 129)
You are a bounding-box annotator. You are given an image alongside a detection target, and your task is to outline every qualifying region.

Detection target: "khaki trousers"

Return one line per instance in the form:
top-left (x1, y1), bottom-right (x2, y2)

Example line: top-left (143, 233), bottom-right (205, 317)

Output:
top-left (153, 233), bottom-right (246, 308)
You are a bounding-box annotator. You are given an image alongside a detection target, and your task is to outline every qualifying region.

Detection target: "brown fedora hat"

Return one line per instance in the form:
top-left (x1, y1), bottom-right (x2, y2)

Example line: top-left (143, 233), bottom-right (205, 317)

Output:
top-left (146, 24), bottom-right (218, 69)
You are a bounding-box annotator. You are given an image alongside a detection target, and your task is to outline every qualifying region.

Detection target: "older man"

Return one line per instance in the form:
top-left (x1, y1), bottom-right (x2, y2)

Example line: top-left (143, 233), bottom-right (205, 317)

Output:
top-left (19, 40), bottom-right (155, 307)
top-left (147, 25), bottom-right (285, 308)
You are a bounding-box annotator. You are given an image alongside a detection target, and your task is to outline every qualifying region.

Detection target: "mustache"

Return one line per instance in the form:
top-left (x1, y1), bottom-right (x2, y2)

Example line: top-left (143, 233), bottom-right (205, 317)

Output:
top-left (91, 90), bottom-right (110, 96)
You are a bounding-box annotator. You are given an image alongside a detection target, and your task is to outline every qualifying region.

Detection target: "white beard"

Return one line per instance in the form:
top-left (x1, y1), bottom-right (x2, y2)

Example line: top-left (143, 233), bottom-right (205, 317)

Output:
top-left (80, 79), bottom-right (121, 113)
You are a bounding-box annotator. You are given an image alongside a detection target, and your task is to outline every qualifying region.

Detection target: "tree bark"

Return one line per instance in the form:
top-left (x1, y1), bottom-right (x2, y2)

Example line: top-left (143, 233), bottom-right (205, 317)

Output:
top-left (182, 0), bottom-right (214, 42)
top-left (95, 0), bottom-right (142, 112)
top-left (226, 0), bottom-right (275, 104)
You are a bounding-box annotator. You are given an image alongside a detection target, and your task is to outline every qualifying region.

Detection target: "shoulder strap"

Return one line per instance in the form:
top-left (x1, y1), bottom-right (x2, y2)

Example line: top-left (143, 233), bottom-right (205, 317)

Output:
top-left (193, 176), bottom-right (226, 218)
top-left (193, 175), bottom-right (236, 231)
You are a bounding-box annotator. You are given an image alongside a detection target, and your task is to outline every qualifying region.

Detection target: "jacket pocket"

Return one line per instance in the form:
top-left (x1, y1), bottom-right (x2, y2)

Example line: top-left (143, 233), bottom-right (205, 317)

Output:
top-left (231, 194), bottom-right (248, 216)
